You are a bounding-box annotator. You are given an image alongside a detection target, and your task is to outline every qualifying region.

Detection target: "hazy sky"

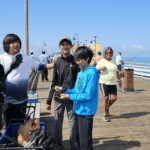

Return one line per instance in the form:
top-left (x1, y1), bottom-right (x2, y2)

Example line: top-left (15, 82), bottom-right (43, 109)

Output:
top-left (0, 0), bottom-right (149, 57)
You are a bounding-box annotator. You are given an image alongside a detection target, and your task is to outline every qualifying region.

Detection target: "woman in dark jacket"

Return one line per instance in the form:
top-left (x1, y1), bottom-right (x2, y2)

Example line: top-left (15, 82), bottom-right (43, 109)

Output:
top-left (0, 64), bottom-right (5, 130)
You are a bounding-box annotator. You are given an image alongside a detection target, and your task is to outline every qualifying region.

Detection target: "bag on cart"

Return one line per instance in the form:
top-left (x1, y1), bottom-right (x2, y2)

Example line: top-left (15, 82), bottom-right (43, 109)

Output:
top-left (30, 129), bottom-right (60, 150)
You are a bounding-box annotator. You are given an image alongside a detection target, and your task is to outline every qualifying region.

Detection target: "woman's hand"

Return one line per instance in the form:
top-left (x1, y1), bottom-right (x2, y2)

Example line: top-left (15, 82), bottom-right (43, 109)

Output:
top-left (102, 66), bottom-right (107, 71)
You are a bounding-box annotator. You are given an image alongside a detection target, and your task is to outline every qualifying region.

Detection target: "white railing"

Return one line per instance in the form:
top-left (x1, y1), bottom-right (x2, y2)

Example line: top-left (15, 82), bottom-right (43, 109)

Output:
top-left (124, 62), bottom-right (150, 79)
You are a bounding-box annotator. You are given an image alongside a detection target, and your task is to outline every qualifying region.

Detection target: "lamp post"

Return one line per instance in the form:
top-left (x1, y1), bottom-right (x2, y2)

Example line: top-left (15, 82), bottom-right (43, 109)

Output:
top-left (73, 33), bottom-right (79, 47)
top-left (91, 36), bottom-right (97, 56)
top-left (24, 0), bottom-right (29, 55)
top-left (94, 36), bottom-right (97, 56)
top-left (85, 40), bottom-right (87, 46)
top-left (42, 42), bottom-right (46, 52)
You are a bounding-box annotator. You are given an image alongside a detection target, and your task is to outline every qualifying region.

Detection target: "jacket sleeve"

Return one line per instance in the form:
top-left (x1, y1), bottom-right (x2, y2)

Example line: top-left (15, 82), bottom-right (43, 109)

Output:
top-left (47, 62), bottom-right (58, 105)
top-left (0, 64), bottom-right (5, 92)
top-left (69, 72), bottom-right (98, 102)
top-left (65, 88), bottom-right (75, 94)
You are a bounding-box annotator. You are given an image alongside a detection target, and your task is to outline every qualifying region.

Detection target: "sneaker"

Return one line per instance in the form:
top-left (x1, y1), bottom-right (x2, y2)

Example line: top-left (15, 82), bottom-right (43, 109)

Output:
top-left (107, 113), bottom-right (112, 118)
top-left (103, 114), bottom-right (111, 122)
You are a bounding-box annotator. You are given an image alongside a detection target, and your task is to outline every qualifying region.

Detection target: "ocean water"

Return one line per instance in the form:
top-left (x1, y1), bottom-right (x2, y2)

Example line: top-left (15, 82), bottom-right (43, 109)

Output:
top-left (123, 57), bottom-right (150, 65)
top-left (123, 57), bottom-right (150, 77)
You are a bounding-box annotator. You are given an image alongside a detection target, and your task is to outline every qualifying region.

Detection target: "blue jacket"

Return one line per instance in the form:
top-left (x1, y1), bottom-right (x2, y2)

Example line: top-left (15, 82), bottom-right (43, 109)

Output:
top-left (65, 66), bottom-right (99, 116)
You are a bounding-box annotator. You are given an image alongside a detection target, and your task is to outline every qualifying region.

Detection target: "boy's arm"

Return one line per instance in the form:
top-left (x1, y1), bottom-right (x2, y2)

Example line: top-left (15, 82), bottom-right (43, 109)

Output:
top-left (69, 72), bottom-right (98, 102)
top-left (47, 63), bottom-right (58, 105)
top-left (65, 87), bottom-right (75, 94)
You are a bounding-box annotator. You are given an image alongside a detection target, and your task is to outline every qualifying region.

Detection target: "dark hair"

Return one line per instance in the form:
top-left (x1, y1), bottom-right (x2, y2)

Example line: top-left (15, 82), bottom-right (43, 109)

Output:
top-left (103, 47), bottom-right (113, 58)
top-left (74, 46), bottom-right (94, 63)
top-left (3, 34), bottom-right (22, 53)
top-left (42, 51), bottom-right (45, 54)
top-left (59, 39), bottom-right (72, 46)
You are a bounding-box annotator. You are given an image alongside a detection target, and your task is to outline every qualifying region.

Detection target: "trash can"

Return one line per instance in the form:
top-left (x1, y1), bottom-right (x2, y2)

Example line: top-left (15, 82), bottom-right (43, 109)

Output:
top-left (124, 69), bottom-right (134, 91)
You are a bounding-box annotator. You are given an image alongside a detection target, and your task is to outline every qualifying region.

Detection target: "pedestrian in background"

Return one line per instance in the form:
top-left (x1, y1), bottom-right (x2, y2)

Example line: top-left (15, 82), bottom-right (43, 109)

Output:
top-left (116, 52), bottom-right (124, 71)
top-left (96, 47), bottom-right (121, 122)
top-left (39, 51), bottom-right (49, 82)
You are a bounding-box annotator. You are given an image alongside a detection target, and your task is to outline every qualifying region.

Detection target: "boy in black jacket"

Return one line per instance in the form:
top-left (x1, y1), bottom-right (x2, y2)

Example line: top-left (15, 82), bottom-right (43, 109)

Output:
top-left (47, 37), bottom-right (79, 150)
top-left (0, 64), bottom-right (5, 130)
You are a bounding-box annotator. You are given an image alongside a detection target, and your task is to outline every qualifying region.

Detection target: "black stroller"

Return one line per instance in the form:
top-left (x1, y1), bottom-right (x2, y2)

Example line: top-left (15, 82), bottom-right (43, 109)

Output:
top-left (0, 102), bottom-right (59, 150)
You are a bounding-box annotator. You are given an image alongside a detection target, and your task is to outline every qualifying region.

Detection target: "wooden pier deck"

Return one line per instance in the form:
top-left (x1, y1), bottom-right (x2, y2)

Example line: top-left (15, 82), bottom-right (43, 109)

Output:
top-left (37, 70), bottom-right (150, 150)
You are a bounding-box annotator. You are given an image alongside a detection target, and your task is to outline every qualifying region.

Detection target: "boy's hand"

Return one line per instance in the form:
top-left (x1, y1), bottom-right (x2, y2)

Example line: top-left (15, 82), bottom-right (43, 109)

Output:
top-left (54, 86), bottom-right (62, 92)
top-left (60, 94), bottom-right (69, 100)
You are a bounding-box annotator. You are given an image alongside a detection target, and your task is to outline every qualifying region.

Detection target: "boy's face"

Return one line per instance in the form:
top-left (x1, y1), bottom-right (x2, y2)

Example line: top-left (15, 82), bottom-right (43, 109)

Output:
top-left (59, 41), bottom-right (72, 55)
top-left (76, 58), bottom-right (89, 69)
top-left (9, 41), bottom-right (20, 55)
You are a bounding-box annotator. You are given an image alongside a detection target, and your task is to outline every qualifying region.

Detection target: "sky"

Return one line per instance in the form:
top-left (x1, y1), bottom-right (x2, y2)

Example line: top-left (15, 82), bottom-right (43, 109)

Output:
top-left (0, 0), bottom-right (150, 58)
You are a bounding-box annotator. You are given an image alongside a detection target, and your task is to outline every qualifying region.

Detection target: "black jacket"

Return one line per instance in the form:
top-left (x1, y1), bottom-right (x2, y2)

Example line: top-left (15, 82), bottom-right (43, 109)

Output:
top-left (47, 55), bottom-right (79, 105)
top-left (0, 64), bottom-right (5, 103)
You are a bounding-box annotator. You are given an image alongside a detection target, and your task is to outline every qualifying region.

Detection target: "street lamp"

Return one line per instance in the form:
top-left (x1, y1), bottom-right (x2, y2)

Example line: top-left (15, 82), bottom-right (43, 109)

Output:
top-left (91, 36), bottom-right (97, 56)
top-left (85, 40), bottom-right (87, 46)
top-left (73, 33), bottom-right (79, 46)
top-left (24, 0), bottom-right (29, 55)
top-left (94, 36), bottom-right (97, 56)
top-left (42, 42), bottom-right (46, 52)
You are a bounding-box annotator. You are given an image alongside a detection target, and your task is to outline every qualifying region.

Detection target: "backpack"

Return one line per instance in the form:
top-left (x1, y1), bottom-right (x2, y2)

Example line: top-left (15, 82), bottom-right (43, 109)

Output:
top-left (5, 54), bottom-right (22, 78)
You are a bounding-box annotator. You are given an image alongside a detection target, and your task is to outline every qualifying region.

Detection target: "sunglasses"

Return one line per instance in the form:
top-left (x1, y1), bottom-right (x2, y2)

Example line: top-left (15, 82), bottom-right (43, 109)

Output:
top-left (105, 51), bottom-right (112, 54)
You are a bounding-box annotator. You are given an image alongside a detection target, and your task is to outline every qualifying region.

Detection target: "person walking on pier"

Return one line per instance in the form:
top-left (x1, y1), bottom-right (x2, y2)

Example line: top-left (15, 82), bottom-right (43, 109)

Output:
top-left (60, 46), bottom-right (99, 150)
top-left (96, 47), bottom-right (121, 122)
top-left (47, 37), bottom-right (79, 150)
top-left (116, 52), bottom-right (124, 71)
top-left (94, 51), bottom-right (103, 66)
top-left (0, 33), bottom-right (53, 128)
top-left (39, 50), bottom-right (49, 82)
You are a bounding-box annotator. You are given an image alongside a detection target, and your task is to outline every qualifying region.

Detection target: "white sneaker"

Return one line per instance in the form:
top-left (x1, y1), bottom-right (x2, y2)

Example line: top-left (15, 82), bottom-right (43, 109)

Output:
top-left (103, 114), bottom-right (111, 122)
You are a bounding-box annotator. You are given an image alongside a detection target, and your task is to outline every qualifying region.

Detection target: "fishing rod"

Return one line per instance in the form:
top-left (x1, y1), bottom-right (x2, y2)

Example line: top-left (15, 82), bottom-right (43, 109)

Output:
top-left (126, 51), bottom-right (144, 62)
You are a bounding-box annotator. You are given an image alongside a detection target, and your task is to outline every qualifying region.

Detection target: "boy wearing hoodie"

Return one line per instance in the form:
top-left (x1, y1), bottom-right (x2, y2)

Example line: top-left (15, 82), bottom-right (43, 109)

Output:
top-left (60, 46), bottom-right (99, 150)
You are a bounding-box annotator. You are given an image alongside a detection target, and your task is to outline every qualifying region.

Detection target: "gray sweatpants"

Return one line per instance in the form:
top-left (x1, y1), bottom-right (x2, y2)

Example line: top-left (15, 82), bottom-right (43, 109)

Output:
top-left (54, 100), bottom-right (77, 150)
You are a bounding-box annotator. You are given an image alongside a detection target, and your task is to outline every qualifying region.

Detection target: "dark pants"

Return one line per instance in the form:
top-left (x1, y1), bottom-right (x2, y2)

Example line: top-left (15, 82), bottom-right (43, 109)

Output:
top-left (3, 101), bottom-right (27, 127)
top-left (117, 64), bottom-right (122, 71)
top-left (41, 67), bottom-right (48, 81)
top-left (0, 104), bottom-right (3, 129)
top-left (76, 115), bottom-right (94, 150)
top-left (54, 100), bottom-right (77, 150)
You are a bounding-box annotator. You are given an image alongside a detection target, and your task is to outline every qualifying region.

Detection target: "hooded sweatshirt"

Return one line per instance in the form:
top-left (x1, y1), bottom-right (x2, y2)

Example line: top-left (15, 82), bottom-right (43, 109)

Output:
top-left (65, 66), bottom-right (99, 116)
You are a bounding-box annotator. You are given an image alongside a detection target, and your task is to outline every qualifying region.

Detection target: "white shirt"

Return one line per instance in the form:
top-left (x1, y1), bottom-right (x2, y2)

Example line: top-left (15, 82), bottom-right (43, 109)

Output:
top-left (96, 58), bottom-right (117, 85)
top-left (116, 54), bottom-right (122, 65)
top-left (0, 52), bottom-right (39, 104)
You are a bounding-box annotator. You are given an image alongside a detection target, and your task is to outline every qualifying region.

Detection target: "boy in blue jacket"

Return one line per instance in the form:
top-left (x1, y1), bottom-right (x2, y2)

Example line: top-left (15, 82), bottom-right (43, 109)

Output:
top-left (60, 46), bottom-right (99, 150)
